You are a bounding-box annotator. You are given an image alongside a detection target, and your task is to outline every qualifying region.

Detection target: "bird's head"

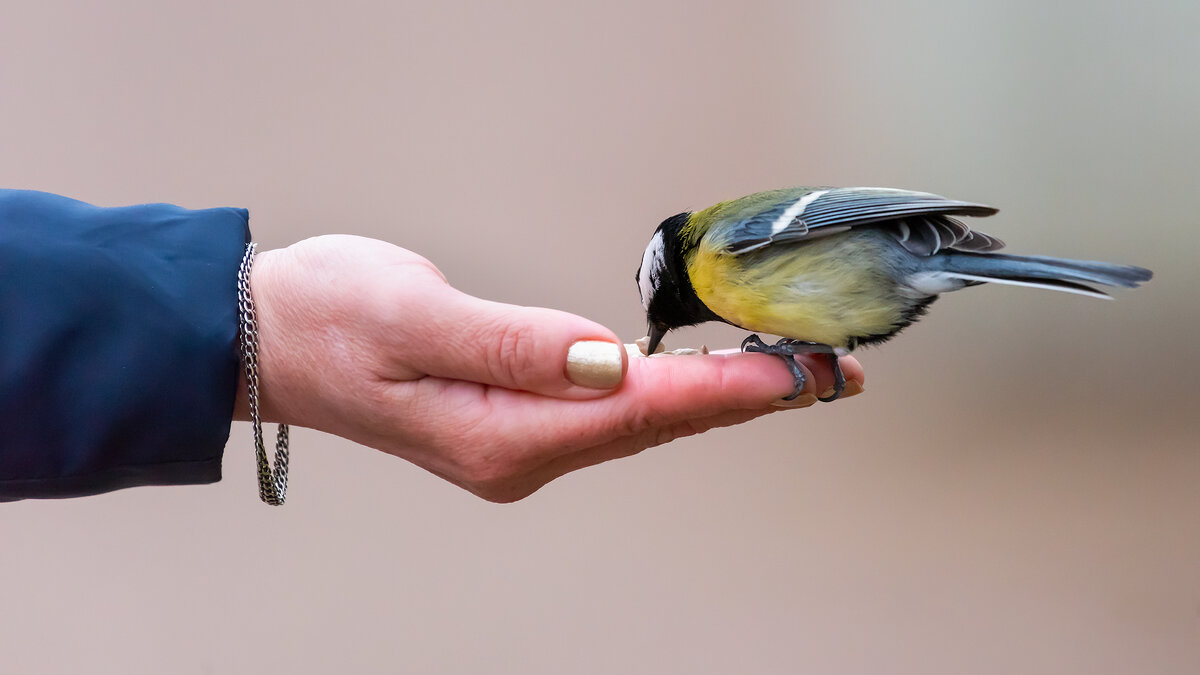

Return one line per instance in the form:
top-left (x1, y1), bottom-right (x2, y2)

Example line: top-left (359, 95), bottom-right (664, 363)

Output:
top-left (635, 211), bottom-right (721, 354)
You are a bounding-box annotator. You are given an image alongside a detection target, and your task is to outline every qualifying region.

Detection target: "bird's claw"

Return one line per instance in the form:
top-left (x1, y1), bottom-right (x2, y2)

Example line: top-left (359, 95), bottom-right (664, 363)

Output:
top-left (740, 334), bottom-right (844, 402)
top-left (817, 357), bottom-right (845, 402)
top-left (740, 334), bottom-right (806, 400)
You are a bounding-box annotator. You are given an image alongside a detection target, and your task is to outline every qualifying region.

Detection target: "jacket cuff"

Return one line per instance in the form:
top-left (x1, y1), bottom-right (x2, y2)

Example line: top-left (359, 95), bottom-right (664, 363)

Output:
top-left (0, 190), bottom-right (250, 499)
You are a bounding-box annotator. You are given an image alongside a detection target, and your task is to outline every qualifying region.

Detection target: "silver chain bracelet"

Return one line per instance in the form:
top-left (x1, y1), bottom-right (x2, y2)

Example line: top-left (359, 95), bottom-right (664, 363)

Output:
top-left (237, 243), bottom-right (290, 505)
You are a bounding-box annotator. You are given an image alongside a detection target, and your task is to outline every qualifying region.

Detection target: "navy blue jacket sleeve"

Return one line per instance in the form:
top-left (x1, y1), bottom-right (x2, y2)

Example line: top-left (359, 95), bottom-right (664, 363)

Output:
top-left (0, 190), bottom-right (250, 500)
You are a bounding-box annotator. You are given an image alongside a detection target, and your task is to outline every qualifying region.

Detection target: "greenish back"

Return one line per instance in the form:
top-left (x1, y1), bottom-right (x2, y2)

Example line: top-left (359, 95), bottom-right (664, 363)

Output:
top-left (681, 187), bottom-right (824, 247)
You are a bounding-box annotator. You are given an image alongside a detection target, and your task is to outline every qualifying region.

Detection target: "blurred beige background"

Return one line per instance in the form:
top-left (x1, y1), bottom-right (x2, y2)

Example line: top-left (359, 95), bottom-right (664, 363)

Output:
top-left (2, 1), bottom-right (1197, 673)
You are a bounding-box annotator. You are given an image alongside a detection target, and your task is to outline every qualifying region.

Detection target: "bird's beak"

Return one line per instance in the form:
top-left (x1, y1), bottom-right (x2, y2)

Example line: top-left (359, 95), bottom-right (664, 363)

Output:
top-left (646, 323), bottom-right (667, 355)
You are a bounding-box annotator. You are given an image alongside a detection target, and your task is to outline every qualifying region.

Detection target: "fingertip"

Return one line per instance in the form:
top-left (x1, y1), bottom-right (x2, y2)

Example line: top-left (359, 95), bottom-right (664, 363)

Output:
top-left (551, 312), bottom-right (628, 395)
top-left (837, 355), bottom-right (865, 387)
top-left (428, 297), bottom-right (629, 399)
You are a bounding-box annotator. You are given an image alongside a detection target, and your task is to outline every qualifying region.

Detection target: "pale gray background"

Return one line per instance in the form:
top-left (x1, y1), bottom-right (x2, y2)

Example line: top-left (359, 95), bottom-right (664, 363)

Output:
top-left (2, 1), bottom-right (1197, 673)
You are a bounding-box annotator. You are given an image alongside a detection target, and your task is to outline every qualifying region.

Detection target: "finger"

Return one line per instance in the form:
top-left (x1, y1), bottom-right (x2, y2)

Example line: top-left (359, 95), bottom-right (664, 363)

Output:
top-left (706, 348), bottom-right (865, 400)
top-left (793, 353), bottom-right (865, 400)
top-left (581, 351), bottom-right (854, 433)
top-left (605, 350), bottom-right (864, 420)
top-left (393, 289), bottom-right (628, 399)
top-left (475, 350), bottom-right (840, 461)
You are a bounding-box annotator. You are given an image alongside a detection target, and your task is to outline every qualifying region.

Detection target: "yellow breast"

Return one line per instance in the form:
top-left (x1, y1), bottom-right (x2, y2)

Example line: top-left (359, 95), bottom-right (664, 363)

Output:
top-left (687, 235), bottom-right (906, 348)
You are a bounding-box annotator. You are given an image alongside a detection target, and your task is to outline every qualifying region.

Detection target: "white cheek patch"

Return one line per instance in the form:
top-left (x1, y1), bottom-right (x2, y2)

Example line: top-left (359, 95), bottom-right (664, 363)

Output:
top-left (638, 231), bottom-right (665, 310)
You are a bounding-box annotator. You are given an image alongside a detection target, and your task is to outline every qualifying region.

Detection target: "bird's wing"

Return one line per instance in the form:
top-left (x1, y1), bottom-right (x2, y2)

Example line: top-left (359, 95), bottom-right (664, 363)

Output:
top-left (721, 187), bottom-right (1003, 256)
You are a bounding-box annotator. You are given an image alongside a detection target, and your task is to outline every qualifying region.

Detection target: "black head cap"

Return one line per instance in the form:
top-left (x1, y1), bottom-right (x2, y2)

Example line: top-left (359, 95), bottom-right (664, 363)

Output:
top-left (635, 212), bottom-right (723, 353)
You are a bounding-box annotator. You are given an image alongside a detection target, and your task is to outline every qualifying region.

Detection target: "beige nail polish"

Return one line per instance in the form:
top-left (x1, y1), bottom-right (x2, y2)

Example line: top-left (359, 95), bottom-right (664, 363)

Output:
top-left (566, 341), bottom-right (624, 389)
top-left (772, 393), bottom-right (819, 409)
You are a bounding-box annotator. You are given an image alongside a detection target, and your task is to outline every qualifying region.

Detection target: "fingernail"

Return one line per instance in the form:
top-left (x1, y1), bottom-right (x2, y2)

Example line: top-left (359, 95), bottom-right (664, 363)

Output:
top-left (817, 381), bottom-right (865, 401)
top-left (772, 393), bottom-right (819, 409)
top-left (566, 341), bottom-right (624, 389)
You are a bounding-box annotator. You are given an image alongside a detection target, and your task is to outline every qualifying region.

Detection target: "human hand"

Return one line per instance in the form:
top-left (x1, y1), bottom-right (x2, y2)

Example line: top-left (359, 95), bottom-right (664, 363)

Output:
top-left (234, 235), bottom-right (864, 502)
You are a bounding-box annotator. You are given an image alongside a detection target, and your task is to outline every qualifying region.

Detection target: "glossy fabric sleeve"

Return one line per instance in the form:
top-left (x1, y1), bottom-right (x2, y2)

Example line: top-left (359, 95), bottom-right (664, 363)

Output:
top-left (0, 190), bottom-right (250, 500)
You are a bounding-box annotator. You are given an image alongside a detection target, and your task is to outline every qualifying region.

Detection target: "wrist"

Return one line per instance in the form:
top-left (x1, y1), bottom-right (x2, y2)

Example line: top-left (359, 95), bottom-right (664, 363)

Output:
top-left (233, 247), bottom-right (282, 423)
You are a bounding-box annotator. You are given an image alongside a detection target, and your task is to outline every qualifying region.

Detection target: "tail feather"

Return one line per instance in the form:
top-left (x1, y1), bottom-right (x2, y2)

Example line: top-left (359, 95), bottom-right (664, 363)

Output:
top-left (938, 251), bottom-right (1153, 298)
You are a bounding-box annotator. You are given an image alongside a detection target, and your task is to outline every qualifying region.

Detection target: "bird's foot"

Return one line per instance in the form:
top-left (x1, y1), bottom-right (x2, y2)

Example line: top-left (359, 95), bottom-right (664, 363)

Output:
top-left (740, 335), bottom-right (844, 402)
top-left (817, 353), bottom-right (845, 402)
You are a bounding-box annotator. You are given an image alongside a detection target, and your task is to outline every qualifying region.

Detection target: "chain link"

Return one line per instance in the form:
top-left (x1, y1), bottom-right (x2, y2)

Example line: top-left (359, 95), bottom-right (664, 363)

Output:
top-left (238, 242), bottom-right (289, 505)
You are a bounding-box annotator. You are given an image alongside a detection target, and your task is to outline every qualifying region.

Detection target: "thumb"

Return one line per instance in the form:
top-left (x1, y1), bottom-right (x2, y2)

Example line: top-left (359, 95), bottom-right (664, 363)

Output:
top-left (404, 290), bottom-right (628, 399)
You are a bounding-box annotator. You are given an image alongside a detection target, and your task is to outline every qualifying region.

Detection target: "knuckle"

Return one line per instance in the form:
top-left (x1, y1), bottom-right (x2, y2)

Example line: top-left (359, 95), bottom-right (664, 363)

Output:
top-left (653, 423), bottom-right (685, 447)
top-left (406, 254), bottom-right (445, 281)
top-left (619, 410), bottom-right (654, 437)
top-left (485, 314), bottom-right (537, 387)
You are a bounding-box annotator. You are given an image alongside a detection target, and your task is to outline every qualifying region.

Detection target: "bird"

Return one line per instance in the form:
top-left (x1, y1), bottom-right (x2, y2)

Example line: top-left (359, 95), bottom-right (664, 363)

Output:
top-left (635, 186), bottom-right (1152, 401)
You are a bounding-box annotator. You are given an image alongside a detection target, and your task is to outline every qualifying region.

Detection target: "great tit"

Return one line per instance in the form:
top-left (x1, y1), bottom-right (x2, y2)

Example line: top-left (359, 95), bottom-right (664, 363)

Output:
top-left (635, 186), bottom-right (1152, 401)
